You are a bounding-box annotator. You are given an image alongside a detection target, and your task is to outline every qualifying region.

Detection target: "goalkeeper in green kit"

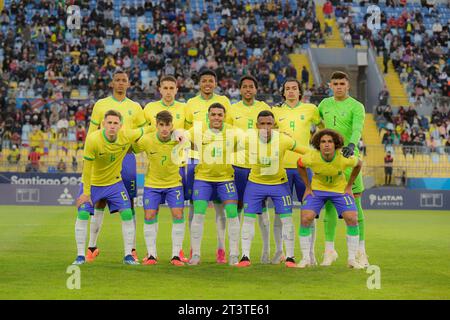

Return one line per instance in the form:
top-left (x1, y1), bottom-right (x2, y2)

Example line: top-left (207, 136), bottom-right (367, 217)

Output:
top-left (317, 71), bottom-right (369, 267)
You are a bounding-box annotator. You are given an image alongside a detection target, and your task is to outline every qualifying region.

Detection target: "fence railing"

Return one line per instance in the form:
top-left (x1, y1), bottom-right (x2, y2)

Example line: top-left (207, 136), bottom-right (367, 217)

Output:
top-left (2, 142), bottom-right (449, 180)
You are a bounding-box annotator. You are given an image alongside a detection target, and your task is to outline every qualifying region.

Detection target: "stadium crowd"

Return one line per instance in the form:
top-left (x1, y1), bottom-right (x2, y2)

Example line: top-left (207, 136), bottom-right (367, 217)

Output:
top-left (0, 0), bottom-right (329, 160)
top-left (334, 0), bottom-right (449, 107)
top-left (375, 88), bottom-right (450, 155)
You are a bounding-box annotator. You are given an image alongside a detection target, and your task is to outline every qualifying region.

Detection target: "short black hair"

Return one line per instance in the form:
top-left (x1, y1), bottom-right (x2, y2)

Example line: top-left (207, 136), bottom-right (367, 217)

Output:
top-left (239, 75), bottom-right (258, 89)
top-left (257, 110), bottom-right (274, 120)
top-left (208, 103), bottom-right (226, 113)
top-left (330, 71), bottom-right (349, 81)
top-left (199, 69), bottom-right (217, 82)
top-left (112, 70), bottom-right (128, 78)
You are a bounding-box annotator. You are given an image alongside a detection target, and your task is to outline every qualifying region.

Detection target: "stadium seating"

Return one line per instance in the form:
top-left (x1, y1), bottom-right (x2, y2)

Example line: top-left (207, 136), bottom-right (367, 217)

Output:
top-left (333, 0), bottom-right (449, 108)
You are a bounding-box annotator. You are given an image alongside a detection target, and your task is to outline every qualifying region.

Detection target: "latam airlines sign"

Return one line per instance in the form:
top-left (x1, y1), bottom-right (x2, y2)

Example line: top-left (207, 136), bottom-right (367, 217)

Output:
top-left (362, 189), bottom-right (449, 210)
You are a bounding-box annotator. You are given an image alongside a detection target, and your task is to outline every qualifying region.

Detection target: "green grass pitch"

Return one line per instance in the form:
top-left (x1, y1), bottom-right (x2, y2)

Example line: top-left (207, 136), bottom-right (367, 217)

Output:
top-left (0, 205), bottom-right (449, 300)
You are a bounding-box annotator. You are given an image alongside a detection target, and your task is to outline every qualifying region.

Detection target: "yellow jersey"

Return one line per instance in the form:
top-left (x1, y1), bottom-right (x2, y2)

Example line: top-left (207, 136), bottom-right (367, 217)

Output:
top-left (89, 96), bottom-right (146, 134)
top-left (82, 127), bottom-right (145, 191)
top-left (298, 150), bottom-right (358, 193)
top-left (185, 93), bottom-right (232, 129)
top-left (230, 100), bottom-right (271, 168)
top-left (185, 93), bottom-right (232, 159)
top-left (143, 100), bottom-right (186, 130)
top-left (248, 131), bottom-right (310, 185)
top-left (273, 102), bottom-right (320, 168)
top-left (187, 123), bottom-right (238, 182)
top-left (133, 132), bottom-right (183, 189)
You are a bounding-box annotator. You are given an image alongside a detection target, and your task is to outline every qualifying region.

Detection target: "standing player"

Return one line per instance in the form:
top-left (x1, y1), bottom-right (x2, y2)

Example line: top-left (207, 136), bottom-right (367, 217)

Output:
top-left (185, 69), bottom-right (232, 264)
top-left (272, 78), bottom-right (321, 265)
top-left (318, 71), bottom-right (369, 267)
top-left (230, 75), bottom-right (272, 264)
top-left (73, 110), bottom-right (147, 265)
top-left (143, 75), bottom-right (188, 262)
top-left (297, 129), bottom-right (364, 269)
top-left (186, 104), bottom-right (241, 265)
top-left (85, 70), bottom-right (146, 262)
top-left (132, 111), bottom-right (186, 266)
top-left (144, 75), bottom-right (185, 130)
top-left (237, 110), bottom-right (310, 268)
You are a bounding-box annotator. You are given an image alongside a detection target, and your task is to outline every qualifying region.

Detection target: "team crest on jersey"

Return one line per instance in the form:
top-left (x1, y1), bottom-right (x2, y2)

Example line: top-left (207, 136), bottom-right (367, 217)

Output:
top-left (176, 114), bottom-right (180, 119)
top-left (338, 171), bottom-right (342, 175)
top-left (300, 115), bottom-right (305, 120)
top-left (128, 110), bottom-right (132, 115)
top-left (145, 199), bottom-right (149, 205)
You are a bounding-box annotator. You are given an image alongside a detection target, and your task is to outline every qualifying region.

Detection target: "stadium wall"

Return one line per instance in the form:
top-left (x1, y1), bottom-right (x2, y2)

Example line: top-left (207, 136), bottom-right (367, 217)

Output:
top-left (407, 178), bottom-right (450, 191)
top-left (1, 174), bottom-right (449, 210)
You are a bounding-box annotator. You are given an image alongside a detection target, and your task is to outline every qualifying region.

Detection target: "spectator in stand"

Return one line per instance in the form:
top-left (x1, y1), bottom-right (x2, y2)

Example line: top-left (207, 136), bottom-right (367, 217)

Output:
top-left (427, 136), bottom-right (442, 154)
top-left (26, 147), bottom-right (40, 172)
top-left (384, 151), bottom-right (394, 185)
top-left (401, 171), bottom-right (407, 187)
top-left (29, 126), bottom-right (44, 151)
top-left (57, 158), bottom-right (67, 173)
top-left (382, 129), bottom-right (395, 150)
top-left (379, 86), bottom-right (390, 106)
top-left (301, 66), bottom-right (309, 89)
top-left (7, 144), bottom-right (21, 164)
top-left (72, 156), bottom-right (78, 173)
top-left (76, 124), bottom-right (86, 150)
top-left (323, 1), bottom-right (334, 19)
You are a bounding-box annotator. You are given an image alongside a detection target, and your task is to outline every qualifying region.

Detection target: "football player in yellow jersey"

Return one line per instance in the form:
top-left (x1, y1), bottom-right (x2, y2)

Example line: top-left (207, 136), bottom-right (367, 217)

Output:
top-left (143, 75), bottom-right (188, 262)
top-left (73, 110), bottom-right (147, 265)
top-left (230, 75), bottom-right (273, 264)
top-left (296, 129), bottom-right (364, 269)
top-left (184, 103), bottom-right (241, 266)
top-left (184, 69), bottom-right (232, 264)
top-left (132, 111), bottom-right (186, 267)
top-left (85, 70), bottom-right (146, 263)
top-left (318, 71), bottom-right (368, 267)
top-left (143, 75), bottom-right (186, 131)
top-left (237, 110), bottom-right (310, 268)
top-left (272, 78), bottom-right (321, 265)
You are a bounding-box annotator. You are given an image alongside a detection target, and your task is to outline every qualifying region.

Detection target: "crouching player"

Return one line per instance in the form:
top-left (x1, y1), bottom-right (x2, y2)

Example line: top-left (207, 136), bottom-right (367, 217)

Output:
top-left (297, 129), bottom-right (364, 269)
top-left (132, 111), bottom-right (187, 266)
top-left (73, 110), bottom-right (148, 265)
